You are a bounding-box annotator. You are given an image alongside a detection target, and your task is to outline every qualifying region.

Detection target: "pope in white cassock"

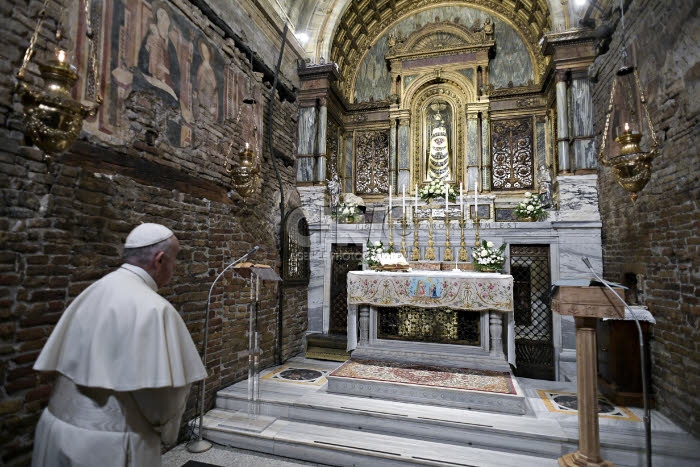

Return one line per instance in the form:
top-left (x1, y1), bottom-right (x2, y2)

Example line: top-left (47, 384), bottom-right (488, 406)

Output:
top-left (31, 223), bottom-right (207, 466)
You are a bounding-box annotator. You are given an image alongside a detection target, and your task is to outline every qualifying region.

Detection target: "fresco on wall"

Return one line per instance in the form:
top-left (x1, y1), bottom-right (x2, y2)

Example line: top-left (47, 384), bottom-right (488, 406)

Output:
top-left (353, 6), bottom-right (534, 102)
top-left (86, 0), bottom-right (232, 148)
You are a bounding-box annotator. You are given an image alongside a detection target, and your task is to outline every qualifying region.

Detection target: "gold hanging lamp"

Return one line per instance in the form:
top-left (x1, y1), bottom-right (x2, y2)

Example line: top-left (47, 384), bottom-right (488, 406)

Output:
top-left (598, 1), bottom-right (659, 202)
top-left (15, 0), bottom-right (102, 159)
top-left (224, 50), bottom-right (261, 200)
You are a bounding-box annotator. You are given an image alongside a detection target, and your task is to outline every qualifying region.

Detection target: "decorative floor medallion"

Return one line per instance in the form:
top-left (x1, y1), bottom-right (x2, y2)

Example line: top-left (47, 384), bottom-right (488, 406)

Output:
top-left (329, 359), bottom-right (517, 394)
top-left (537, 389), bottom-right (640, 421)
top-left (261, 365), bottom-right (330, 386)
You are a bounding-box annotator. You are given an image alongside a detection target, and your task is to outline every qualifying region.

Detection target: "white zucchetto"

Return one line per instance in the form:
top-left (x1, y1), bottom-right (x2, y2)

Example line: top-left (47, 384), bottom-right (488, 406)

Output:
top-left (124, 223), bottom-right (174, 248)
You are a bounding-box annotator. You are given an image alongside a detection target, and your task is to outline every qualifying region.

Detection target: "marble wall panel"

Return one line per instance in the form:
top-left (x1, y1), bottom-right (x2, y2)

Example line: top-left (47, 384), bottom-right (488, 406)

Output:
top-left (570, 79), bottom-right (596, 170)
top-left (557, 175), bottom-right (600, 221)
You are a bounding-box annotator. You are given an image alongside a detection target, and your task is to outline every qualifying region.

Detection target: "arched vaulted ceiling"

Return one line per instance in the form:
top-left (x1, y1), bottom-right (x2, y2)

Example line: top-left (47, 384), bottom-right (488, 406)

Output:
top-left (269, 0), bottom-right (574, 63)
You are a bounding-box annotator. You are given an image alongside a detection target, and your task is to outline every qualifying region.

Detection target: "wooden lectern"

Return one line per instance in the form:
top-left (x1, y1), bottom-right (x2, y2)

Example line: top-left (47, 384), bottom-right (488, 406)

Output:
top-left (552, 284), bottom-right (625, 467)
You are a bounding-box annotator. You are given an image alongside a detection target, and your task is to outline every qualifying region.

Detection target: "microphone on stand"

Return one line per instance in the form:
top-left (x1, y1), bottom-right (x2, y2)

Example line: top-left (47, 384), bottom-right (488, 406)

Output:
top-left (187, 245), bottom-right (260, 453)
top-left (581, 257), bottom-right (652, 467)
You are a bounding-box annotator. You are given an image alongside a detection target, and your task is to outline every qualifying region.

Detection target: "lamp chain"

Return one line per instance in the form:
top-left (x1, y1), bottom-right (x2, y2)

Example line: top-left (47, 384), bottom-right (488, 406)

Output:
top-left (83, 0), bottom-right (103, 104)
top-left (619, 0), bottom-right (628, 63)
top-left (17, 0), bottom-right (50, 81)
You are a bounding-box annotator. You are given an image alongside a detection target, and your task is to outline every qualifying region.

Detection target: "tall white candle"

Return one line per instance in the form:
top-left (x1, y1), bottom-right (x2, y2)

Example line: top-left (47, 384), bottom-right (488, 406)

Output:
top-left (402, 184), bottom-right (406, 215)
top-left (460, 182), bottom-right (464, 214)
top-left (474, 180), bottom-right (478, 219)
top-left (445, 183), bottom-right (449, 211)
top-left (389, 185), bottom-right (392, 213)
top-left (415, 184), bottom-right (418, 210)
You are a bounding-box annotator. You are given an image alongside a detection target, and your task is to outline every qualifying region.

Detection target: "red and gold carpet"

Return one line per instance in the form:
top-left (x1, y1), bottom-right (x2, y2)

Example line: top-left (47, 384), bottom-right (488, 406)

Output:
top-left (329, 359), bottom-right (517, 395)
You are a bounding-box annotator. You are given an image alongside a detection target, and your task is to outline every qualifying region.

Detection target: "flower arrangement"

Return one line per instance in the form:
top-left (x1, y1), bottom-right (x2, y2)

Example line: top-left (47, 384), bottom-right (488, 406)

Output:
top-left (363, 240), bottom-right (392, 267)
top-left (418, 180), bottom-right (457, 203)
top-left (472, 240), bottom-right (506, 272)
top-left (333, 201), bottom-right (359, 223)
top-left (514, 192), bottom-right (548, 221)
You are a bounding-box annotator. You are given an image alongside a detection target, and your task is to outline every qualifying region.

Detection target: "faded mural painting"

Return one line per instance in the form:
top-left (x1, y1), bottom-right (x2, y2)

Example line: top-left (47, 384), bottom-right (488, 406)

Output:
top-left (75, 0), bottom-right (261, 149)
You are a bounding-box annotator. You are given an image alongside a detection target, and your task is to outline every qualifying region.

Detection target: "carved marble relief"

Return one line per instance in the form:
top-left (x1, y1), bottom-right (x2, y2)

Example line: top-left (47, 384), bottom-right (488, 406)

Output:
top-left (491, 118), bottom-right (534, 190)
top-left (355, 131), bottom-right (390, 195)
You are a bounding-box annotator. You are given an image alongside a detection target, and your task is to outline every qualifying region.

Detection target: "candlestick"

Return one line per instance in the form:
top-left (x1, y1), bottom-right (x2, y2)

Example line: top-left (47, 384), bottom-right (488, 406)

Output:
top-left (443, 209), bottom-right (453, 262)
top-left (389, 185), bottom-right (392, 213)
top-left (458, 215), bottom-right (468, 262)
top-left (411, 212), bottom-right (421, 261)
top-left (402, 184), bottom-right (406, 216)
top-left (445, 183), bottom-right (449, 212)
top-left (425, 210), bottom-right (435, 261)
top-left (474, 181), bottom-right (478, 220)
top-left (460, 182), bottom-right (464, 214)
top-left (415, 183), bottom-right (418, 211)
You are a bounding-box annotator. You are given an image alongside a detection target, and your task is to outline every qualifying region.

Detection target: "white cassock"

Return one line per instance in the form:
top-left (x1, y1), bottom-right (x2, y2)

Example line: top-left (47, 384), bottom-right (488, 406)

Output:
top-left (31, 264), bottom-right (207, 467)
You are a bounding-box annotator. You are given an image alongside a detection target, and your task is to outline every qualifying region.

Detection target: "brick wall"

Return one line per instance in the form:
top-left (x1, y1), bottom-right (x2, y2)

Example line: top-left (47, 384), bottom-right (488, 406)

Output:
top-left (591, 0), bottom-right (699, 437)
top-left (0, 1), bottom-right (305, 465)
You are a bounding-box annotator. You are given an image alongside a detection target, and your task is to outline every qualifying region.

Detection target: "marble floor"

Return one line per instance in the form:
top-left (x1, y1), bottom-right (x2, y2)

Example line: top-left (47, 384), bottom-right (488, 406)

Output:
top-left (163, 356), bottom-right (699, 467)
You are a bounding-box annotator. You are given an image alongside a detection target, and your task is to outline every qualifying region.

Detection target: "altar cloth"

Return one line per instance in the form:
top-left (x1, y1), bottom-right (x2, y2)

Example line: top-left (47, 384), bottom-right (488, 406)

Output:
top-left (347, 270), bottom-right (515, 366)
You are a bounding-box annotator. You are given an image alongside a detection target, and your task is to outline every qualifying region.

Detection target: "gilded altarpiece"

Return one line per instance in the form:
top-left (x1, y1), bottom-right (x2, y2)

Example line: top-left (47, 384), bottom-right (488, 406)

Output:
top-left (491, 118), bottom-right (534, 190)
top-left (384, 21), bottom-right (494, 191)
top-left (355, 131), bottom-right (390, 195)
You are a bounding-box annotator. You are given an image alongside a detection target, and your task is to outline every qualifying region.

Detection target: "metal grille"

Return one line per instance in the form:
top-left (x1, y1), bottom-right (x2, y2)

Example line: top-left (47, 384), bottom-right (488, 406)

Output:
top-left (355, 130), bottom-right (389, 195)
top-left (282, 208), bottom-right (310, 285)
top-left (491, 118), bottom-right (534, 190)
top-left (377, 306), bottom-right (480, 345)
top-left (329, 244), bottom-right (363, 335)
top-left (510, 245), bottom-right (554, 380)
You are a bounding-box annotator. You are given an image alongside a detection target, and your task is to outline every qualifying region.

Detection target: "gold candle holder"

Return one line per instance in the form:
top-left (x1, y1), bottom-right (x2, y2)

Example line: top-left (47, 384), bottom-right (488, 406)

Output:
top-left (411, 207), bottom-right (421, 261)
top-left (458, 213), bottom-right (468, 262)
top-left (388, 208), bottom-right (394, 251)
top-left (425, 209), bottom-right (436, 261)
top-left (400, 214), bottom-right (408, 258)
top-left (474, 217), bottom-right (481, 247)
top-left (443, 208), bottom-right (453, 262)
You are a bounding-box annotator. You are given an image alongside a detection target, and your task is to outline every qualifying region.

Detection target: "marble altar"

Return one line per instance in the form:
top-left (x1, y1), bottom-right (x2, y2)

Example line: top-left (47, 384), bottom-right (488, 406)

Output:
top-left (346, 270), bottom-right (516, 368)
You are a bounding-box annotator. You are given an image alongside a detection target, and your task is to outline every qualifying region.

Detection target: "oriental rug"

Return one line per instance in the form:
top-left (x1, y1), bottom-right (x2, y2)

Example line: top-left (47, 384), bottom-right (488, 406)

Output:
top-left (537, 389), bottom-right (640, 422)
top-left (329, 359), bottom-right (517, 395)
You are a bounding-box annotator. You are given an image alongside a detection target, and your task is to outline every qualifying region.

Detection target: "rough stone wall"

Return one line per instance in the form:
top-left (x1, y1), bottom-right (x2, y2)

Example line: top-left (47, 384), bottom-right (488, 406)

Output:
top-left (0, 1), bottom-right (305, 465)
top-left (591, 0), bottom-right (699, 437)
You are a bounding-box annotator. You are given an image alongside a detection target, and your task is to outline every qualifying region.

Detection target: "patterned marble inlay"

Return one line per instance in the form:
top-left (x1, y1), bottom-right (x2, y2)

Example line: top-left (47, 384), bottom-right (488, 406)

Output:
top-left (537, 390), bottom-right (640, 421)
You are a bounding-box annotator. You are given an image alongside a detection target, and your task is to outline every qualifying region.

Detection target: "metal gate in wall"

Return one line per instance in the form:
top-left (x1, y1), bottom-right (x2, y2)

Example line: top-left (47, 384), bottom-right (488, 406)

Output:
top-left (329, 244), bottom-right (363, 335)
top-left (510, 244), bottom-right (554, 380)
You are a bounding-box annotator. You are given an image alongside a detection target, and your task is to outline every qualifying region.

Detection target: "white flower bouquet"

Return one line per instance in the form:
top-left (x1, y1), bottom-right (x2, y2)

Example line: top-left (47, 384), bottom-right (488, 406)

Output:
top-left (363, 240), bottom-right (392, 267)
top-left (418, 180), bottom-right (457, 203)
top-left (333, 201), bottom-right (359, 223)
top-left (514, 192), bottom-right (547, 221)
top-left (472, 240), bottom-right (506, 272)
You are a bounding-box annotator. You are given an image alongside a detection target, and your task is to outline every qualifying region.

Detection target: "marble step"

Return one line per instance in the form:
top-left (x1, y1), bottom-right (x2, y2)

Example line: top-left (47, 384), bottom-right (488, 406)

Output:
top-left (216, 383), bottom-right (567, 459)
top-left (200, 408), bottom-right (560, 467)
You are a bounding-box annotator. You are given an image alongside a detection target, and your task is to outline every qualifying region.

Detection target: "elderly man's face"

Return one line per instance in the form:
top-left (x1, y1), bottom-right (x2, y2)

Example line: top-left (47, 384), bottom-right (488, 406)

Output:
top-left (154, 236), bottom-right (180, 287)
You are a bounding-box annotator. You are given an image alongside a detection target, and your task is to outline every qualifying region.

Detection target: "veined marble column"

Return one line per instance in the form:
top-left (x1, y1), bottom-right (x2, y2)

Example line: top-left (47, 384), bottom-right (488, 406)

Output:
top-left (480, 111), bottom-right (491, 191)
top-left (570, 74), bottom-right (596, 171)
top-left (316, 101), bottom-right (327, 182)
top-left (397, 116), bottom-right (411, 190)
top-left (466, 112), bottom-right (480, 194)
top-left (556, 71), bottom-right (571, 174)
top-left (297, 107), bottom-right (317, 182)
